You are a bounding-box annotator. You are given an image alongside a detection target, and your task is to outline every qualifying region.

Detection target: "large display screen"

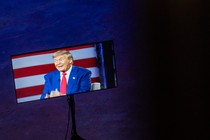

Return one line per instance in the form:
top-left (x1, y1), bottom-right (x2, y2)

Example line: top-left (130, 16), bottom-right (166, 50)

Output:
top-left (11, 40), bottom-right (117, 103)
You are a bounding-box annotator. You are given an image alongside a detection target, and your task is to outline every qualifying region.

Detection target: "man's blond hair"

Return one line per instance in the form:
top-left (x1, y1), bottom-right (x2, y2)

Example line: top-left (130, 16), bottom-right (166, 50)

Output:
top-left (52, 50), bottom-right (73, 60)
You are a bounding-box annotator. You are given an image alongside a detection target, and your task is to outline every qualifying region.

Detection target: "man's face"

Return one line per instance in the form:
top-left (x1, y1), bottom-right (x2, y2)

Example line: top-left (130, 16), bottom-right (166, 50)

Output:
top-left (53, 54), bottom-right (72, 72)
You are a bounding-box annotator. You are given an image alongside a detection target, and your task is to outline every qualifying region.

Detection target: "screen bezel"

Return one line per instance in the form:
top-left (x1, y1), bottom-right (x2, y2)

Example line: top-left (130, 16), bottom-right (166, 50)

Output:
top-left (11, 40), bottom-right (118, 104)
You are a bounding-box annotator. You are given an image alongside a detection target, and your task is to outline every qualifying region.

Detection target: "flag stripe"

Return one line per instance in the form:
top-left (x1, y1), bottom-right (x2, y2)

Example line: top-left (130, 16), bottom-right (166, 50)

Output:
top-left (16, 85), bottom-right (44, 98)
top-left (73, 58), bottom-right (98, 68)
top-left (12, 47), bottom-right (97, 69)
top-left (15, 74), bottom-right (45, 89)
top-left (12, 44), bottom-right (94, 59)
top-left (13, 64), bottom-right (56, 79)
top-left (17, 95), bottom-right (42, 103)
top-left (12, 53), bottom-right (53, 69)
top-left (91, 77), bottom-right (100, 83)
top-left (13, 58), bottom-right (98, 78)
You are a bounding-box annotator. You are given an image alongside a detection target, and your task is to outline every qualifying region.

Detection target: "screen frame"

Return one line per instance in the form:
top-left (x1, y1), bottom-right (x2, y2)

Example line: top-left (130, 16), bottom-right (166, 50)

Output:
top-left (11, 40), bottom-right (118, 104)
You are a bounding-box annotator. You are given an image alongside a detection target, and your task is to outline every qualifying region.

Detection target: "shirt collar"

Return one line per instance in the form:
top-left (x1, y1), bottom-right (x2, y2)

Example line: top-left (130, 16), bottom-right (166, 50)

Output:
top-left (60, 66), bottom-right (72, 82)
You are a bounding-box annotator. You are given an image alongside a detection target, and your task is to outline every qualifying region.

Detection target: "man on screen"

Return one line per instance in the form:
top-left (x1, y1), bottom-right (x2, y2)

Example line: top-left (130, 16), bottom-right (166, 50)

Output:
top-left (40, 50), bottom-right (92, 99)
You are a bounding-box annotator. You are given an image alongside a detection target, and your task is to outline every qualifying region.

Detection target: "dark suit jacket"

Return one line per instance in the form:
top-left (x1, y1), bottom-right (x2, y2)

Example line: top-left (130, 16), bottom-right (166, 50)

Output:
top-left (40, 66), bottom-right (92, 99)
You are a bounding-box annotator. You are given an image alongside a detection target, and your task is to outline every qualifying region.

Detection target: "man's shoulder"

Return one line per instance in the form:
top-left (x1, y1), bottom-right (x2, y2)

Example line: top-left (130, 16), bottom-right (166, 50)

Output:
top-left (73, 66), bottom-right (91, 73)
top-left (45, 70), bottom-right (59, 77)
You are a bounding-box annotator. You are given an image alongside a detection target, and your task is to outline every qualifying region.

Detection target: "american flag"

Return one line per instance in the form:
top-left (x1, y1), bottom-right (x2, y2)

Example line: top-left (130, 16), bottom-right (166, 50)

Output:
top-left (11, 44), bottom-right (100, 103)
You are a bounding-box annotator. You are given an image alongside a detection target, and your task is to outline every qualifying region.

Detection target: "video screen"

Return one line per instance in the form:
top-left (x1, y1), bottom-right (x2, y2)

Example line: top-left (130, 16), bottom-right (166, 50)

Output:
top-left (11, 40), bottom-right (117, 103)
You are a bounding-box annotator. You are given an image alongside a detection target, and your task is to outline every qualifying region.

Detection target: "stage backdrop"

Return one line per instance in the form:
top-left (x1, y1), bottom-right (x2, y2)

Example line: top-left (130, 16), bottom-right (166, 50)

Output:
top-left (0, 0), bottom-right (151, 140)
top-left (0, 0), bottom-right (204, 140)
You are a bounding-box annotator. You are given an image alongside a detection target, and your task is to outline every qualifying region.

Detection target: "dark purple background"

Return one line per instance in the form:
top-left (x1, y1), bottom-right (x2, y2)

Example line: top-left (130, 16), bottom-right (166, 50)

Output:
top-left (0, 0), bottom-right (205, 140)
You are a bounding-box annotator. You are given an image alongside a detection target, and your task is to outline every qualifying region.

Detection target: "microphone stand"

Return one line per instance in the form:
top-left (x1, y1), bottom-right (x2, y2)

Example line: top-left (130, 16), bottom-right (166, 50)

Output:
top-left (67, 95), bottom-right (84, 140)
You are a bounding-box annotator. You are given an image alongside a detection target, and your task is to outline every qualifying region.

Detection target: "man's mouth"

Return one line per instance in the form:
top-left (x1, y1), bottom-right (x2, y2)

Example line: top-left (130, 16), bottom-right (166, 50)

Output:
top-left (58, 65), bottom-right (64, 68)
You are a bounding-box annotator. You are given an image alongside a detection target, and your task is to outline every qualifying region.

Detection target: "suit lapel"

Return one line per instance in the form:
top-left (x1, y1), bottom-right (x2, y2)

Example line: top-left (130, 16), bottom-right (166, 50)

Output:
top-left (67, 66), bottom-right (77, 94)
top-left (54, 70), bottom-right (61, 91)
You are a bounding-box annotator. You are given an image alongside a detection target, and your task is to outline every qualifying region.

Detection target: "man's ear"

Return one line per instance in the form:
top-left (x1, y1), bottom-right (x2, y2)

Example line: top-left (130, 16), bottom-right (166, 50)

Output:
top-left (69, 59), bottom-right (73, 64)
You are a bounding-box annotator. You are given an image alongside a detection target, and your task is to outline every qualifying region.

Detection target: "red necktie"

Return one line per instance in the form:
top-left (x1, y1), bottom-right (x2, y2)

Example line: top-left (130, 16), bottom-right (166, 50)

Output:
top-left (60, 72), bottom-right (67, 95)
